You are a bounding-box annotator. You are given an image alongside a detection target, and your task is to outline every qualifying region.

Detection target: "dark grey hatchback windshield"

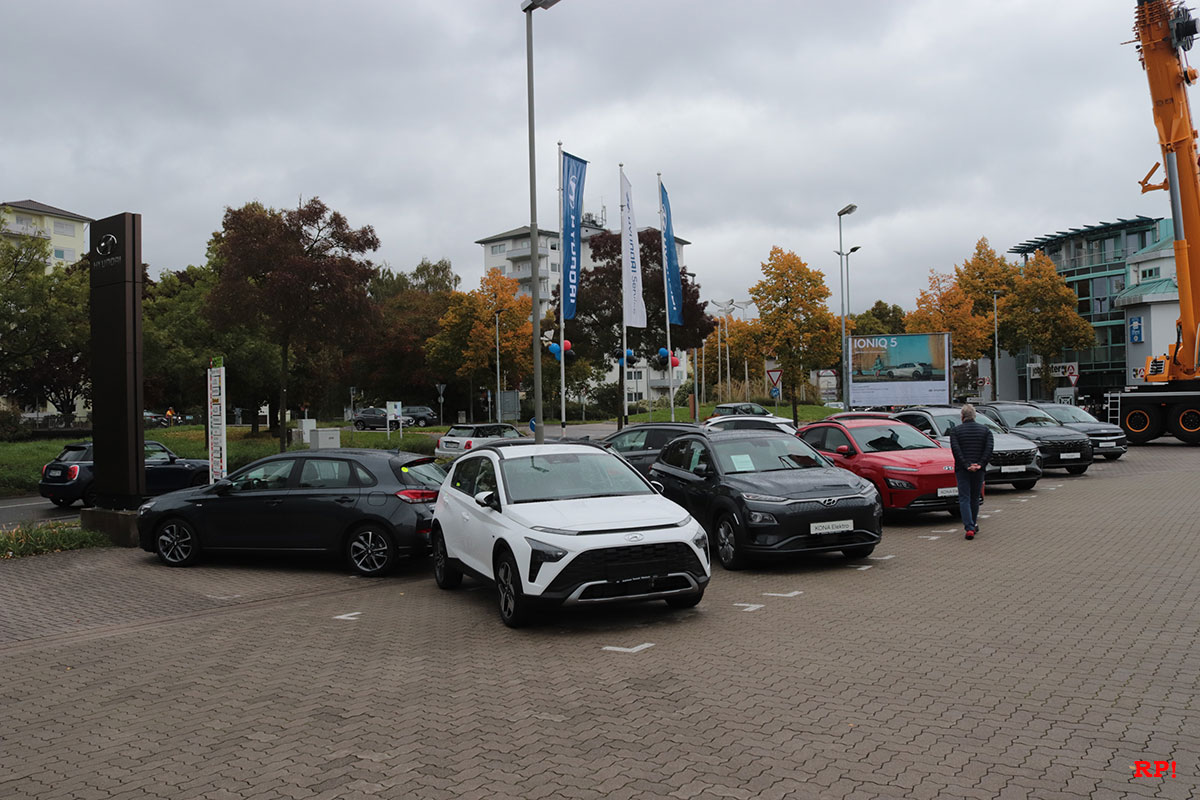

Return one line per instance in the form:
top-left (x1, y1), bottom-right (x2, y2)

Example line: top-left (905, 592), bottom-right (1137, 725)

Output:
top-left (996, 407), bottom-right (1060, 428)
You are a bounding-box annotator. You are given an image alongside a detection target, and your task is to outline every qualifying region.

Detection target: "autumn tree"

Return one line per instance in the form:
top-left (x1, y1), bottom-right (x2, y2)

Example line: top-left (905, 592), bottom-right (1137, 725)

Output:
top-left (999, 251), bottom-right (1096, 398)
top-left (956, 237), bottom-right (1018, 316)
top-left (701, 316), bottom-right (765, 403)
top-left (852, 300), bottom-right (907, 335)
top-left (208, 198), bottom-right (379, 452)
top-left (425, 268), bottom-right (532, 419)
top-left (749, 247), bottom-right (840, 424)
top-left (905, 270), bottom-right (993, 360)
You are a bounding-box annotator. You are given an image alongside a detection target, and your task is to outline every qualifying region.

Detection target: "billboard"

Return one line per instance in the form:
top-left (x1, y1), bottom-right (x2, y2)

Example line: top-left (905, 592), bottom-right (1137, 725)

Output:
top-left (848, 333), bottom-right (951, 407)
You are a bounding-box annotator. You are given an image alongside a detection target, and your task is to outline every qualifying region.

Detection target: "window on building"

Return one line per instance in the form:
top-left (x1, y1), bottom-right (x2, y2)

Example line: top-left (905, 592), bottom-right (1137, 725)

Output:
top-left (1111, 275), bottom-right (1125, 293)
top-left (53, 220), bottom-right (75, 236)
top-left (52, 247), bottom-right (75, 262)
top-left (626, 370), bottom-right (643, 381)
top-left (551, 262), bottom-right (560, 272)
top-left (1141, 266), bottom-right (1160, 280)
top-left (1110, 325), bottom-right (1125, 345)
top-left (626, 391), bottom-right (644, 402)
top-left (550, 241), bottom-right (558, 251)
top-left (490, 243), bottom-right (507, 254)
top-left (14, 214), bottom-right (33, 229)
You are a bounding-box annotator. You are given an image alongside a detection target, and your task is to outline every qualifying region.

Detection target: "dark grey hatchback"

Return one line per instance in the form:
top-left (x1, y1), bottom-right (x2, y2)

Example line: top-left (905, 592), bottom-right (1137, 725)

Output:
top-left (137, 448), bottom-right (445, 576)
top-left (649, 430), bottom-right (883, 570)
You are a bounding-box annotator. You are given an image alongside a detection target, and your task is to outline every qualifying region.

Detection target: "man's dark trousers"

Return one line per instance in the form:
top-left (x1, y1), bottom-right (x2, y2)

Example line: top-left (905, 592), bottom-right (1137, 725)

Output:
top-left (956, 469), bottom-right (985, 531)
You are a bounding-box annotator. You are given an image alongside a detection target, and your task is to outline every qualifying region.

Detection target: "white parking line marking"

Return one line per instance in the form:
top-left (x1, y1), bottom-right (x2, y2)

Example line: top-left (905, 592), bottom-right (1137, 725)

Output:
top-left (868, 554), bottom-right (895, 560)
top-left (205, 594), bottom-right (243, 600)
top-left (762, 591), bottom-right (803, 597)
top-left (931, 529), bottom-right (956, 533)
top-left (334, 612), bottom-right (362, 621)
top-left (917, 535), bottom-right (941, 540)
top-left (846, 565), bottom-right (872, 571)
top-left (734, 603), bottom-right (765, 612)
top-left (602, 642), bottom-right (655, 653)
top-left (980, 514), bottom-right (992, 519)
top-left (0, 500), bottom-right (60, 509)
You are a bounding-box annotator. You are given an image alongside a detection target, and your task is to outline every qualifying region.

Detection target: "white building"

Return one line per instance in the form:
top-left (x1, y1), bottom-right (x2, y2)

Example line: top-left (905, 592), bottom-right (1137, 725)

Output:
top-left (1, 199), bottom-right (92, 269)
top-left (475, 214), bottom-right (692, 403)
top-left (1113, 218), bottom-right (1180, 384)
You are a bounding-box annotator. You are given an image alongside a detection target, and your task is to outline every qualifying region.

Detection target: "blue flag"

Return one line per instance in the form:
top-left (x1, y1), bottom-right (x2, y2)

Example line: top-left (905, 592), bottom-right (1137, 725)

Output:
top-left (561, 151), bottom-right (587, 320)
top-left (660, 182), bottom-right (683, 325)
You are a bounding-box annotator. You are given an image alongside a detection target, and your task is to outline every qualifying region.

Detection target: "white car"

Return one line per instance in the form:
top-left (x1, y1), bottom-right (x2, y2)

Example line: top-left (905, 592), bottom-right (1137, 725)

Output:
top-left (702, 415), bottom-right (797, 435)
top-left (885, 362), bottom-right (924, 379)
top-left (434, 423), bottom-right (524, 459)
top-left (431, 441), bottom-right (711, 627)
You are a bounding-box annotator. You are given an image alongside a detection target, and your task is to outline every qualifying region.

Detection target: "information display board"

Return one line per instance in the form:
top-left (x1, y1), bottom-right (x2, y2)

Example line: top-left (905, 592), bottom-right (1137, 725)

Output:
top-left (207, 357), bottom-right (227, 481)
top-left (848, 333), bottom-right (951, 407)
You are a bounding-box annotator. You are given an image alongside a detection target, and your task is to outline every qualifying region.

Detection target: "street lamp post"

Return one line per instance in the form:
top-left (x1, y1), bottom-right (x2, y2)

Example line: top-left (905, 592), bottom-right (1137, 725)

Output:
top-left (523, 0), bottom-right (560, 443)
top-left (836, 204), bottom-right (857, 408)
top-left (708, 299), bottom-right (736, 402)
top-left (992, 290), bottom-right (1001, 401)
top-left (495, 310), bottom-right (502, 423)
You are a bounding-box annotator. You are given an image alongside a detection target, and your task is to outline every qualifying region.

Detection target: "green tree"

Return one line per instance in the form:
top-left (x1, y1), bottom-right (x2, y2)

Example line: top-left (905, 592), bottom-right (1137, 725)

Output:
top-left (853, 300), bottom-right (906, 335)
top-left (749, 247), bottom-right (840, 424)
top-left (0, 218), bottom-right (54, 381)
top-left (208, 198), bottom-right (379, 452)
top-left (999, 251), bottom-right (1096, 398)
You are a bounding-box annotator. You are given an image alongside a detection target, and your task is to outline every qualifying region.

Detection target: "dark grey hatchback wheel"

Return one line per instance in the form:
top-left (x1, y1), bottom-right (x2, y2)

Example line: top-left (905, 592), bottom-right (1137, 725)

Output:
top-left (155, 518), bottom-right (200, 567)
top-left (347, 525), bottom-right (397, 576)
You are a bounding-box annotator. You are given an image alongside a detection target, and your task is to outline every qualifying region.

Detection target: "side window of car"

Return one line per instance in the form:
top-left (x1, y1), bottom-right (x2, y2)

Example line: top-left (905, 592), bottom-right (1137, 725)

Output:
top-left (900, 414), bottom-right (931, 433)
top-left (353, 463), bottom-right (377, 487)
top-left (610, 430), bottom-right (649, 452)
top-left (644, 429), bottom-right (677, 450)
top-left (230, 460), bottom-right (295, 493)
top-left (659, 440), bottom-right (686, 468)
top-left (474, 458), bottom-right (498, 497)
top-left (299, 459), bottom-right (353, 489)
top-left (451, 458), bottom-right (481, 495)
top-left (144, 443), bottom-right (171, 461)
top-left (501, 427), bottom-right (522, 439)
top-left (825, 427), bottom-right (853, 451)
top-left (800, 427), bottom-right (826, 450)
top-left (749, 403), bottom-right (768, 415)
top-left (683, 441), bottom-right (711, 476)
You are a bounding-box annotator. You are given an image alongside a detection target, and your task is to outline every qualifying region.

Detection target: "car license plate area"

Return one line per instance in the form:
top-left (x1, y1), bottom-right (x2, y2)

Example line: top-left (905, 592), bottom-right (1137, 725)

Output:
top-left (1059, 452), bottom-right (1080, 459)
top-left (937, 486), bottom-right (958, 497)
top-left (810, 519), bottom-right (854, 535)
top-left (606, 559), bottom-right (669, 582)
top-left (46, 467), bottom-right (63, 478)
top-left (445, 442), bottom-right (459, 449)
top-left (1000, 465), bottom-right (1023, 473)
top-left (1098, 442), bottom-right (1115, 448)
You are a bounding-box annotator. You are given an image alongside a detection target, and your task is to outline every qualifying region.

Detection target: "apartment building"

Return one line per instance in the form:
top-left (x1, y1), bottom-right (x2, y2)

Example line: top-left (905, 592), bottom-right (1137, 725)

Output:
top-left (1, 199), bottom-right (92, 268)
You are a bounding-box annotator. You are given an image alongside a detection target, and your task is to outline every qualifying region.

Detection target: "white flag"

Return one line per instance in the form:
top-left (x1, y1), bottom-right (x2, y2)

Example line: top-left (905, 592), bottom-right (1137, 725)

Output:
top-left (620, 168), bottom-right (647, 328)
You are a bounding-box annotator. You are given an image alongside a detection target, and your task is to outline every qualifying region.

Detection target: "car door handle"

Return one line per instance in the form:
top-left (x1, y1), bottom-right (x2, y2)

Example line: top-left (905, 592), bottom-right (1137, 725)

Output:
top-left (461, 512), bottom-right (470, 521)
top-left (334, 496), bottom-right (354, 505)
top-left (266, 499), bottom-right (283, 507)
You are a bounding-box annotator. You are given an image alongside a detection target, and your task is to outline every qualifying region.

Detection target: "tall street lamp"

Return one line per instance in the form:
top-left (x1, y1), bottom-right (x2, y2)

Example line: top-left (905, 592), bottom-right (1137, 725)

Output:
top-left (836, 203), bottom-right (857, 408)
top-left (992, 290), bottom-right (1001, 401)
top-left (708, 299), bottom-right (736, 401)
top-left (523, 0), bottom-right (560, 443)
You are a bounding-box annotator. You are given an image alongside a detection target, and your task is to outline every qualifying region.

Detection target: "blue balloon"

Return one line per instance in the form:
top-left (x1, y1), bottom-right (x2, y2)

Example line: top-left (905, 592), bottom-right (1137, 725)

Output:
top-left (625, 349), bottom-right (634, 359)
top-left (617, 357), bottom-right (625, 365)
top-left (658, 347), bottom-right (669, 358)
top-left (548, 342), bottom-right (561, 355)
top-left (554, 351), bottom-right (562, 361)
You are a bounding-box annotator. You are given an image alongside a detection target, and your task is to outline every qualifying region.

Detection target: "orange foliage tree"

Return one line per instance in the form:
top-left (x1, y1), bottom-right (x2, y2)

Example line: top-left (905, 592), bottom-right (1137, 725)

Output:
top-left (904, 269), bottom-right (993, 360)
top-left (426, 268), bottom-right (532, 392)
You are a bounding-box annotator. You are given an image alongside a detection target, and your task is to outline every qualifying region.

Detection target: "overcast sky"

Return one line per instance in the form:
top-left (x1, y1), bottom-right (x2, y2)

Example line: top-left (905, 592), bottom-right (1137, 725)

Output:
top-left (4, 0), bottom-right (1175, 317)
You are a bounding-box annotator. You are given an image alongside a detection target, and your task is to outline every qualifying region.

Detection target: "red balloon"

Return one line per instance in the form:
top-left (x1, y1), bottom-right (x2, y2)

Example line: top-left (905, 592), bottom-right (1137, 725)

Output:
top-left (563, 340), bottom-right (572, 351)
top-left (670, 356), bottom-right (680, 367)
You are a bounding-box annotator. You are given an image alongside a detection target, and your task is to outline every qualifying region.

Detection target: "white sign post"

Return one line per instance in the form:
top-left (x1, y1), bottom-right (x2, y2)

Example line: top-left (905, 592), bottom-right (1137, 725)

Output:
top-left (386, 401), bottom-right (404, 442)
top-left (207, 357), bottom-right (228, 482)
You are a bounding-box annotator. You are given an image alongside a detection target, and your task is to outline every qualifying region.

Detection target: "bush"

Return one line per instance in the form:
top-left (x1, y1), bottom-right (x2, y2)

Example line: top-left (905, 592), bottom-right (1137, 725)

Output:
top-left (1, 520), bottom-right (112, 559)
top-left (0, 408), bottom-right (30, 442)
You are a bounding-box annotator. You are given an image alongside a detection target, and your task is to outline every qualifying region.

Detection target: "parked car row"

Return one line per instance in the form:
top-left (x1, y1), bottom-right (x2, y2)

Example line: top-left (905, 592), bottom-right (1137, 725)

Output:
top-left (115, 399), bottom-right (1118, 631)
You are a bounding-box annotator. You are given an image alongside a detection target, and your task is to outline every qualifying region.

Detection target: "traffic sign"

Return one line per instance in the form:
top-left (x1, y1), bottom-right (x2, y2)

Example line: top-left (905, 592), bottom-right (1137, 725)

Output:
top-left (770, 387), bottom-right (781, 398)
top-left (767, 369), bottom-right (783, 388)
top-left (436, 383), bottom-right (446, 397)
top-left (1068, 375), bottom-right (1079, 387)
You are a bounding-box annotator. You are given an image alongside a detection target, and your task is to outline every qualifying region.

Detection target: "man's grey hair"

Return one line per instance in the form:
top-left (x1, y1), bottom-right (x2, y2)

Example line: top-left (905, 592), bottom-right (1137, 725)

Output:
top-left (961, 403), bottom-right (976, 421)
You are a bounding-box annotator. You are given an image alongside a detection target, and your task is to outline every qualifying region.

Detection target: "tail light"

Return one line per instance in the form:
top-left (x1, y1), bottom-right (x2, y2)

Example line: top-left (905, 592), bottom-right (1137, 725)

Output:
top-left (437, 438), bottom-right (442, 448)
top-left (465, 440), bottom-right (473, 449)
top-left (395, 489), bottom-right (439, 504)
top-left (42, 464), bottom-right (48, 476)
top-left (68, 465), bottom-right (79, 480)
top-left (415, 518), bottom-right (433, 534)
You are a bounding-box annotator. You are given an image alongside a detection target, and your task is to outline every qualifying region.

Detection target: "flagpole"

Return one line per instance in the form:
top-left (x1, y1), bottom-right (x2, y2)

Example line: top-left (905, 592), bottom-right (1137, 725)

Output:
top-left (658, 173), bottom-right (675, 421)
top-left (558, 142), bottom-right (567, 441)
top-left (620, 164), bottom-right (628, 430)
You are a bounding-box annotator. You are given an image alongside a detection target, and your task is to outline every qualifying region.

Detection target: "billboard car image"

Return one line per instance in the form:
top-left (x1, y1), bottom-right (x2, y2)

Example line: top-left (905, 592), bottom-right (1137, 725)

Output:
top-left (849, 333), bottom-right (951, 407)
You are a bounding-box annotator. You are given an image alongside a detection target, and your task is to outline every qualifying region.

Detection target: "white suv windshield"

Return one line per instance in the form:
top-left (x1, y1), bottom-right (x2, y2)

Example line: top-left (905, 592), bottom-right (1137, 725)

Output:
top-left (500, 452), bottom-right (652, 503)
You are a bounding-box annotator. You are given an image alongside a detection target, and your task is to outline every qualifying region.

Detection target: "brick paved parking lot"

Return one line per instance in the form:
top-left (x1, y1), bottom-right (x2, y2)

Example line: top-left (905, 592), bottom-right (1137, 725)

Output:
top-left (2, 444), bottom-right (1197, 799)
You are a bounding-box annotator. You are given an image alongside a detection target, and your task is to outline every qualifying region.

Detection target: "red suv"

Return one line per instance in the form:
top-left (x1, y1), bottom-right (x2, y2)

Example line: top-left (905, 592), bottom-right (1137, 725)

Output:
top-left (798, 417), bottom-right (967, 514)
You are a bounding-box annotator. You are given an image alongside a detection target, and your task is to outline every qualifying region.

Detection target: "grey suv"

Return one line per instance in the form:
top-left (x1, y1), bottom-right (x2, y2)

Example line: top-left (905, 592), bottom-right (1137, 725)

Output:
top-left (976, 402), bottom-right (1093, 474)
top-left (892, 405), bottom-right (1042, 490)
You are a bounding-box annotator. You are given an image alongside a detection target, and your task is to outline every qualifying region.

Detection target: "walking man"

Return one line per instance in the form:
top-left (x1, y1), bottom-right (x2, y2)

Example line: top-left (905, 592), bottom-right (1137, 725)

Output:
top-left (948, 404), bottom-right (993, 540)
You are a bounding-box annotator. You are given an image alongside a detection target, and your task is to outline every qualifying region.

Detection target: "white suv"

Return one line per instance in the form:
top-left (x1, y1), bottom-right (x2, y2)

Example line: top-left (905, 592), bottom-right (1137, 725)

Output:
top-left (431, 441), bottom-right (711, 627)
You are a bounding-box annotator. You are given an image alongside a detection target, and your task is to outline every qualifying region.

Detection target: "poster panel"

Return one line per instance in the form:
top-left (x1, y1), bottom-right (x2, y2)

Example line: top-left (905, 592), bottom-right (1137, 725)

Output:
top-left (848, 333), bottom-right (951, 407)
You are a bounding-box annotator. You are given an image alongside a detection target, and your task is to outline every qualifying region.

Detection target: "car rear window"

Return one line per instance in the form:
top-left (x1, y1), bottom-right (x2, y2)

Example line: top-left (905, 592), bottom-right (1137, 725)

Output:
top-left (55, 446), bottom-right (91, 462)
top-left (391, 458), bottom-right (446, 488)
top-left (446, 426), bottom-right (475, 437)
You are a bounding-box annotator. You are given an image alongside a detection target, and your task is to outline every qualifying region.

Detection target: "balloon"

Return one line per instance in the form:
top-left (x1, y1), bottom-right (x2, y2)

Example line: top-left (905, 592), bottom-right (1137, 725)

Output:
top-left (554, 351), bottom-right (562, 362)
top-left (617, 357), bottom-right (625, 365)
top-left (566, 349), bottom-right (577, 359)
top-left (626, 349), bottom-right (634, 359)
top-left (563, 340), bottom-right (572, 351)
top-left (548, 342), bottom-right (561, 355)
top-left (670, 356), bottom-right (680, 367)
top-left (658, 347), bottom-right (669, 358)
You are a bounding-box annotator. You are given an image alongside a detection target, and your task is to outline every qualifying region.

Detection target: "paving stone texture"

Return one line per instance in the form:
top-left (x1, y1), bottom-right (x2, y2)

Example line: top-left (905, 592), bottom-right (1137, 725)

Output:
top-left (1, 441), bottom-right (1197, 799)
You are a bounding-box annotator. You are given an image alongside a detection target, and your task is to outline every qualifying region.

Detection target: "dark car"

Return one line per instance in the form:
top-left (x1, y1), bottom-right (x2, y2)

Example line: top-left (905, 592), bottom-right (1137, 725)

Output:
top-left (977, 402), bottom-right (1094, 474)
top-left (1031, 402), bottom-right (1127, 460)
top-left (137, 448), bottom-right (445, 576)
top-left (601, 421), bottom-right (701, 476)
top-left (353, 407), bottom-right (401, 431)
top-left (39, 441), bottom-right (210, 508)
top-left (706, 402), bottom-right (775, 419)
top-left (893, 405), bottom-right (1043, 490)
top-left (404, 406), bottom-right (438, 427)
top-left (649, 430), bottom-right (882, 570)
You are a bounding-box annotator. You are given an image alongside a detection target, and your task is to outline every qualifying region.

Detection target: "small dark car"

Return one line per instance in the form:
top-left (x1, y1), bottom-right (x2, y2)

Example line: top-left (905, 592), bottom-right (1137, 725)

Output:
top-left (39, 441), bottom-right (210, 507)
top-left (404, 406), bottom-right (438, 427)
top-left (977, 402), bottom-right (1094, 474)
top-left (137, 448), bottom-right (445, 576)
top-left (1031, 402), bottom-right (1127, 460)
top-left (353, 407), bottom-right (402, 430)
top-left (649, 430), bottom-right (882, 570)
top-left (601, 421), bottom-right (701, 476)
